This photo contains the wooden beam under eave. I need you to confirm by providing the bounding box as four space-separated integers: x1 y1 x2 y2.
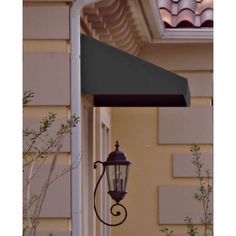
94 0 115 9
97 0 120 15
97 34 113 42
114 29 135 46
98 1 125 20
80 17 93 36
117 36 137 51
81 0 144 55
82 7 98 15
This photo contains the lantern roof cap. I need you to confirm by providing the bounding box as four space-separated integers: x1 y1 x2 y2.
105 141 131 165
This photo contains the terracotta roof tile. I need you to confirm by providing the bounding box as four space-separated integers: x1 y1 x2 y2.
157 0 213 28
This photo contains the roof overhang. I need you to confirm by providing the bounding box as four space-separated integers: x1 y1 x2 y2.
81 34 191 107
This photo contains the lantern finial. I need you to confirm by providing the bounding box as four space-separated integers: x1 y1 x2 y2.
115 141 119 150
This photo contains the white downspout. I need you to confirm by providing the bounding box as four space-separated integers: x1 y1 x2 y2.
70 1 82 235
70 1 101 236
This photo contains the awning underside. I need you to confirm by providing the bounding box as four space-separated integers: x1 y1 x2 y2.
81 34 190 107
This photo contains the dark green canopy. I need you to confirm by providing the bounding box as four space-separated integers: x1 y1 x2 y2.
81 34 190 107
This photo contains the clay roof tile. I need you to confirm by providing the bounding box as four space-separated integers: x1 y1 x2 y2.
157 0 213 28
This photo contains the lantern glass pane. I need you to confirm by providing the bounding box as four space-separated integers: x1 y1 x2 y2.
124 165 130 192
117 165 126 192
106 165 128 192
106 166 112 191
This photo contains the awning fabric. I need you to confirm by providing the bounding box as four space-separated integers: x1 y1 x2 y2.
81 34 190 107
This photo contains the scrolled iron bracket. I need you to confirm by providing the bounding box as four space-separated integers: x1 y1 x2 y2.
94 161 128 227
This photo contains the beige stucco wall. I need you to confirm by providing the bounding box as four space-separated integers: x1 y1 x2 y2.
111 43 213 236
23 0 72 234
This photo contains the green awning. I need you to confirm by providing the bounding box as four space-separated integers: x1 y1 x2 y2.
81 34 190 107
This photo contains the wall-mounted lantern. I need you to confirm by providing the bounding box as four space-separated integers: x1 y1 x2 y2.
94 141 131 226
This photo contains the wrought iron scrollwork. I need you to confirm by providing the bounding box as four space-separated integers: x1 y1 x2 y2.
94 161 128 227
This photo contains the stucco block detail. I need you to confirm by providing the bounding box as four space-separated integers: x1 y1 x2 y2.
24 165 71 217
175 234 205 236
172 153 213 177
178 72 213 97
159 105 213 144
23 6 69 39
139 44 213 71
159 186 213 224
23 53 70 105
23 118 70 152
36 231 71 236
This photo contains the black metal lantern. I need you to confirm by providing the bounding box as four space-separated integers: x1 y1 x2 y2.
94 141 131 226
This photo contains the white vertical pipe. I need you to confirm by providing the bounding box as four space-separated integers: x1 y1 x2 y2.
70 1 102 236
70 2 82 235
